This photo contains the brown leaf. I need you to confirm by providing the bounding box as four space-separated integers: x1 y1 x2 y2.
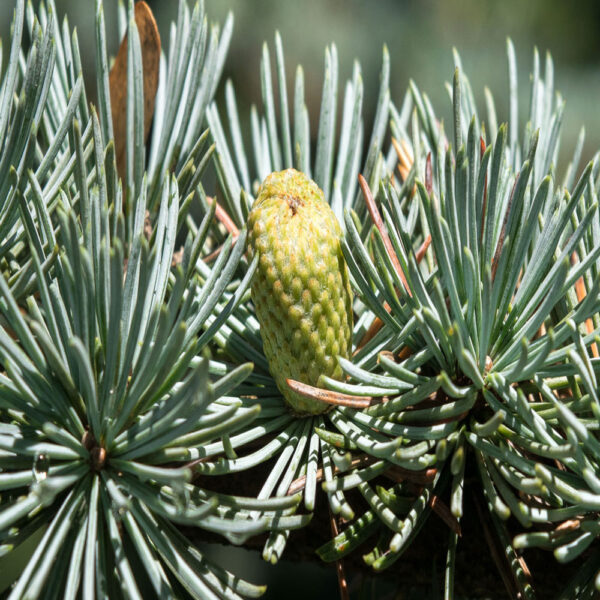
573 251 599 357
109 1 161 179
392 137 414 183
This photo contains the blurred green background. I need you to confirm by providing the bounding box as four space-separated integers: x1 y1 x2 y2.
3 0 600 167
1 0 600 597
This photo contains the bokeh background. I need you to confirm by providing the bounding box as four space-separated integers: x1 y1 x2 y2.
3 0 600 168
1 0 600 597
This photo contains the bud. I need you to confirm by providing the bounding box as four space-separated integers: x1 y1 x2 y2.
247 169 353 414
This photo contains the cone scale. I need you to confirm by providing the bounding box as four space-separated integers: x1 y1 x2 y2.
247 169 353 415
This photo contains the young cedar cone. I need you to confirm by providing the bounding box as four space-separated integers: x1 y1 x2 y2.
247 168 353 415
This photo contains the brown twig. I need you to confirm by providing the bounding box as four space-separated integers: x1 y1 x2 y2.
286 379 380 409
359 174 410 294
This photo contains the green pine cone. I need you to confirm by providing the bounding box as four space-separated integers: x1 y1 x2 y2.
247 168 353 415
